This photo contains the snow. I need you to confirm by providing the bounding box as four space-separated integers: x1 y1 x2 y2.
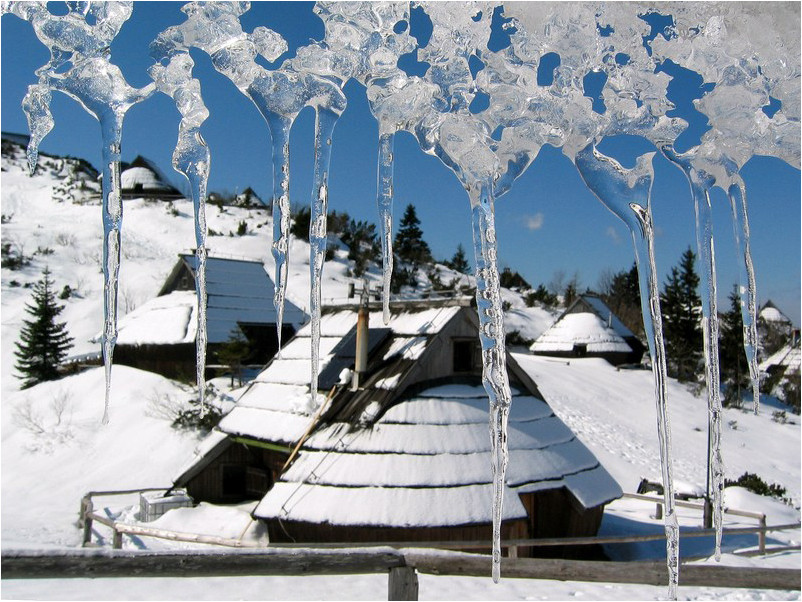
1 140 799 600
115 291 196 345
530 311 632 353
120 166 174 192
760 306 791 323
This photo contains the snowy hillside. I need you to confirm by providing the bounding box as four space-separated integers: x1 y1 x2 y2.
2 141 799 600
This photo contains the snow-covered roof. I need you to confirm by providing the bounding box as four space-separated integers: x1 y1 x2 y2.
117 291 197 346
253 384 621 526
579 295 635 339
121 166 176 193
760 343 801 376
116 255 307 346
530 312 632 354
759 302 792 324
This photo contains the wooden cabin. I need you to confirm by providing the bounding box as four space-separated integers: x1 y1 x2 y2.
530 295 644 365
174 299 622 555
113 254 307 381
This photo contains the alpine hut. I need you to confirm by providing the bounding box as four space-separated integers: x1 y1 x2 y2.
174 298 622 554
113 254 307 381
120 156 183 200
530 295 644 365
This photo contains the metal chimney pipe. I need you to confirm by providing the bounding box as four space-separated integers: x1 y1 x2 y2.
352 285 370 391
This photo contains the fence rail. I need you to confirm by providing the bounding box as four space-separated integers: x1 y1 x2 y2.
2 548 799 598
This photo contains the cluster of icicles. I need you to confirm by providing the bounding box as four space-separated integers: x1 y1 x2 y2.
3 1 799 596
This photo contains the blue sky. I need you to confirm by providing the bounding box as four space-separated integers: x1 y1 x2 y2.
2 2 799 324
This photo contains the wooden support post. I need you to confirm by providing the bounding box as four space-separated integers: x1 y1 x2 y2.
654 502 663 520
759 515 767 554
80 497 93 547
112 530 123 550
508 545 518 559
388 566 418 601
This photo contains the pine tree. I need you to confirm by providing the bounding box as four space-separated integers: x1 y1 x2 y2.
602 262 643 337
14 267 74 389
215 327 251 387
719 286 748 407
660 247 702 382
394 204 432 286
448 243 471 274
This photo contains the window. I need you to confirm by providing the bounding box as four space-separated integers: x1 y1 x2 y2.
453 339 475 373
221 464 247 498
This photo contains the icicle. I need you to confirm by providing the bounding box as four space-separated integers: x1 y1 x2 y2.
468 179 512 584
663 146 724 561
376 130 395 325
727 175 760 414
575 145 679 598
21 84 54 175
309 108 340 408
99 112 124 425
266 113 293 353
175 129 210 413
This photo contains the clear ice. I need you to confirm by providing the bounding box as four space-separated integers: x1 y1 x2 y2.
575 144 680 597
5 1 800 592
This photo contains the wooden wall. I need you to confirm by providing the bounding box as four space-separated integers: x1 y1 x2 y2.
184 442 289 504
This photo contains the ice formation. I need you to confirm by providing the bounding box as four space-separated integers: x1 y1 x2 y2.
4 1 800 594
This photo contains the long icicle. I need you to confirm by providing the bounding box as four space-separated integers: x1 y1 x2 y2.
267 114 294 353
631 205 681 599
727 175 760 414
574 145 679 598
99 111 125 425
309 107 340 409
377 130 395 325
469 179 512 584
691 172 725 561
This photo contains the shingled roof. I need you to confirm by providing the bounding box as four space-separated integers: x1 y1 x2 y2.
199 300 621 528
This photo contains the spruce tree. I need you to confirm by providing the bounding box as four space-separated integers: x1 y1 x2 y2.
448 243 471 274
660 247 702 382
602 262 643 337
719 286 748 407
14 267 74 389
393 204 432 286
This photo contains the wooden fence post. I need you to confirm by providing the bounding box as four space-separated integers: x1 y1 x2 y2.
112 530 123 550
388 566 418 601
80 496 93 547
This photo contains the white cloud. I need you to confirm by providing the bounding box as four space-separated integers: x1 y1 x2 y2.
605 226 622 244
525 213 544 231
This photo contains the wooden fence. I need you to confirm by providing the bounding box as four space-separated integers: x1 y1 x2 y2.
2 547 800 600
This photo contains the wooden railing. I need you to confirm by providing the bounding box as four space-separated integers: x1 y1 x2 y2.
2 547 800 599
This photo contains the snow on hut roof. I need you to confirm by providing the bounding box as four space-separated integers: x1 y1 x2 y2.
579 295 635 338
760 343 801 376
116 291 197 345
529 312 632 354
759 301 792 324
254 382 621 527
121 166 176 192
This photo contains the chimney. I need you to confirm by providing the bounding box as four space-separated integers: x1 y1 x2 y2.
608 312 613 329
352 284 370 391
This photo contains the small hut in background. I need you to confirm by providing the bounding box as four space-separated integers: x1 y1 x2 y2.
113 254 307 381
120 156 183 201
174 299 622 555
530 295 644 365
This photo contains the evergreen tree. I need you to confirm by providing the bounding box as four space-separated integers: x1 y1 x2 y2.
447 243 471 274
341 218 380 277
14 267 74 389
215 327 251 387
394 204 432 285
602 262 643 337
719 286 749 407
660 247 702 382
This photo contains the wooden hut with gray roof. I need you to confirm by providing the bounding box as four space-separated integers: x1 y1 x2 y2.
174 298 621 553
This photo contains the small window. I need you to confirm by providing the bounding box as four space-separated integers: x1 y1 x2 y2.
221 464 247 497
573 343 587 357
453 339 475 373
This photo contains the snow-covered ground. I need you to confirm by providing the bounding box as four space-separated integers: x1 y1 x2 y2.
2 143 799 600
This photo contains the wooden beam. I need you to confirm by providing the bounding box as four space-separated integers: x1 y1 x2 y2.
1 549 407 580
388 566 419 601
404 553 801 591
